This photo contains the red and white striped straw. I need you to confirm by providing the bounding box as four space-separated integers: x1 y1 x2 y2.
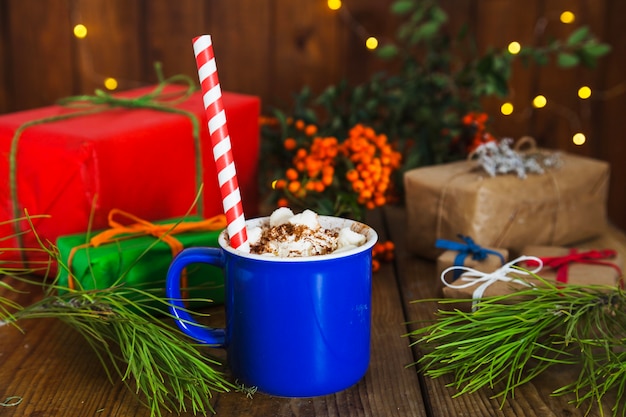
193 35 249 252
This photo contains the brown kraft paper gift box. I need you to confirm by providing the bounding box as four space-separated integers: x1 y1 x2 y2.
404 151 610 260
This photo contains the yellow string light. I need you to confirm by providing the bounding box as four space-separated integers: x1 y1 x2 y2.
578 86 592 99
560 11 576 24
507 42 521 55
73 24 88 39
532 95 547 108
327 0 342 11
365 37 378 50
572 132 586 145
500 102 514 115
104 77 118 91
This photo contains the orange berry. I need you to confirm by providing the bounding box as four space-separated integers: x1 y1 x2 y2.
296 148 307 159
284 138 297 151
384 241 395 251
366 201 376 210
295 119 305 130
287 181 301 193
363 126 375 139
314 181 326 193
286 168 299 181
322 174 333 186
352 180 365 193
372 259 380 272
374 195 386 206
326 147 338 158
351 124 365 137
277 198 289 207
305 124 318 136
346 169 359 182
274 179 287 190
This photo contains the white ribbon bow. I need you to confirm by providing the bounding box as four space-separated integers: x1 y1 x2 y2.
441 255 544 310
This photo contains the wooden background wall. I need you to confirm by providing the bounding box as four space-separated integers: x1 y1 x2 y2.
1 0 625 230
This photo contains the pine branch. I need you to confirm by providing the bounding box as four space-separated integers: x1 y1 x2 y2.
0 214 234 416
408 282 626 415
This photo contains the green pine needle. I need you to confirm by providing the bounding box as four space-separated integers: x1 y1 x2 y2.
408 279 626 416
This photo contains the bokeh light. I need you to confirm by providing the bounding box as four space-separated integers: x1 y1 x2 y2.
73 24 88 39
507 42 521 55
560 11 575 24
366 37 379 50
500 102 514 115
578 86 592 99
532 95 547 108
327 0 342 11
104 77 118 90
572 132 586 145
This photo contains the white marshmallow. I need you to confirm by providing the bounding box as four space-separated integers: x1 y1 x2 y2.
269 207 294 227
246 225 263 245
289 209 320 230
337 227 366 251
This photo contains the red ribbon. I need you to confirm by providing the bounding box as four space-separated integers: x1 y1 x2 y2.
526 249 622 284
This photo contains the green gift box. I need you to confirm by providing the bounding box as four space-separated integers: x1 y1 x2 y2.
56 211 226 313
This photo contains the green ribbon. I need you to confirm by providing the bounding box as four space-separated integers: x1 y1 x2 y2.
8 63 204 261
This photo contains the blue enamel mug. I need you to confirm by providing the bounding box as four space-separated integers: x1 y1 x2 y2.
165 215 378 397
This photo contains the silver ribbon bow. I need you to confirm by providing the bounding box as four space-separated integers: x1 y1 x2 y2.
473 138 559 179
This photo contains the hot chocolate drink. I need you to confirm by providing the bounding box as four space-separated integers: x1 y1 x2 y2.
246 208 367 257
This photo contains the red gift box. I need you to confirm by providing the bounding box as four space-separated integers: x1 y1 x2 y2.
0 84 260 270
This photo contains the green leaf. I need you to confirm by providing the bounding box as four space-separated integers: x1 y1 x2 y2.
430 6 448 24
376 44 400 60
567 26 590 46
557 52 580 68
408 21 441 44
583 42 612 57
391 0 415 15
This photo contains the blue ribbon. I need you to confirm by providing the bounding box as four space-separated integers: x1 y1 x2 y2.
435 235 505 280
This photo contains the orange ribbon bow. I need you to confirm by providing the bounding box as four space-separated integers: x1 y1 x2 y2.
67 209 227 291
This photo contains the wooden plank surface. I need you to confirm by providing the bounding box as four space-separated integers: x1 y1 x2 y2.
3 0 74 112
141 0 209 84
0 1 7 112
387 204 624 417
73 0 144 93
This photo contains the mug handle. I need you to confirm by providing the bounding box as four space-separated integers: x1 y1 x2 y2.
166 247 226 346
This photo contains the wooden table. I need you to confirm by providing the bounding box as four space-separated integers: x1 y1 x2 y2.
1 206 625 416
